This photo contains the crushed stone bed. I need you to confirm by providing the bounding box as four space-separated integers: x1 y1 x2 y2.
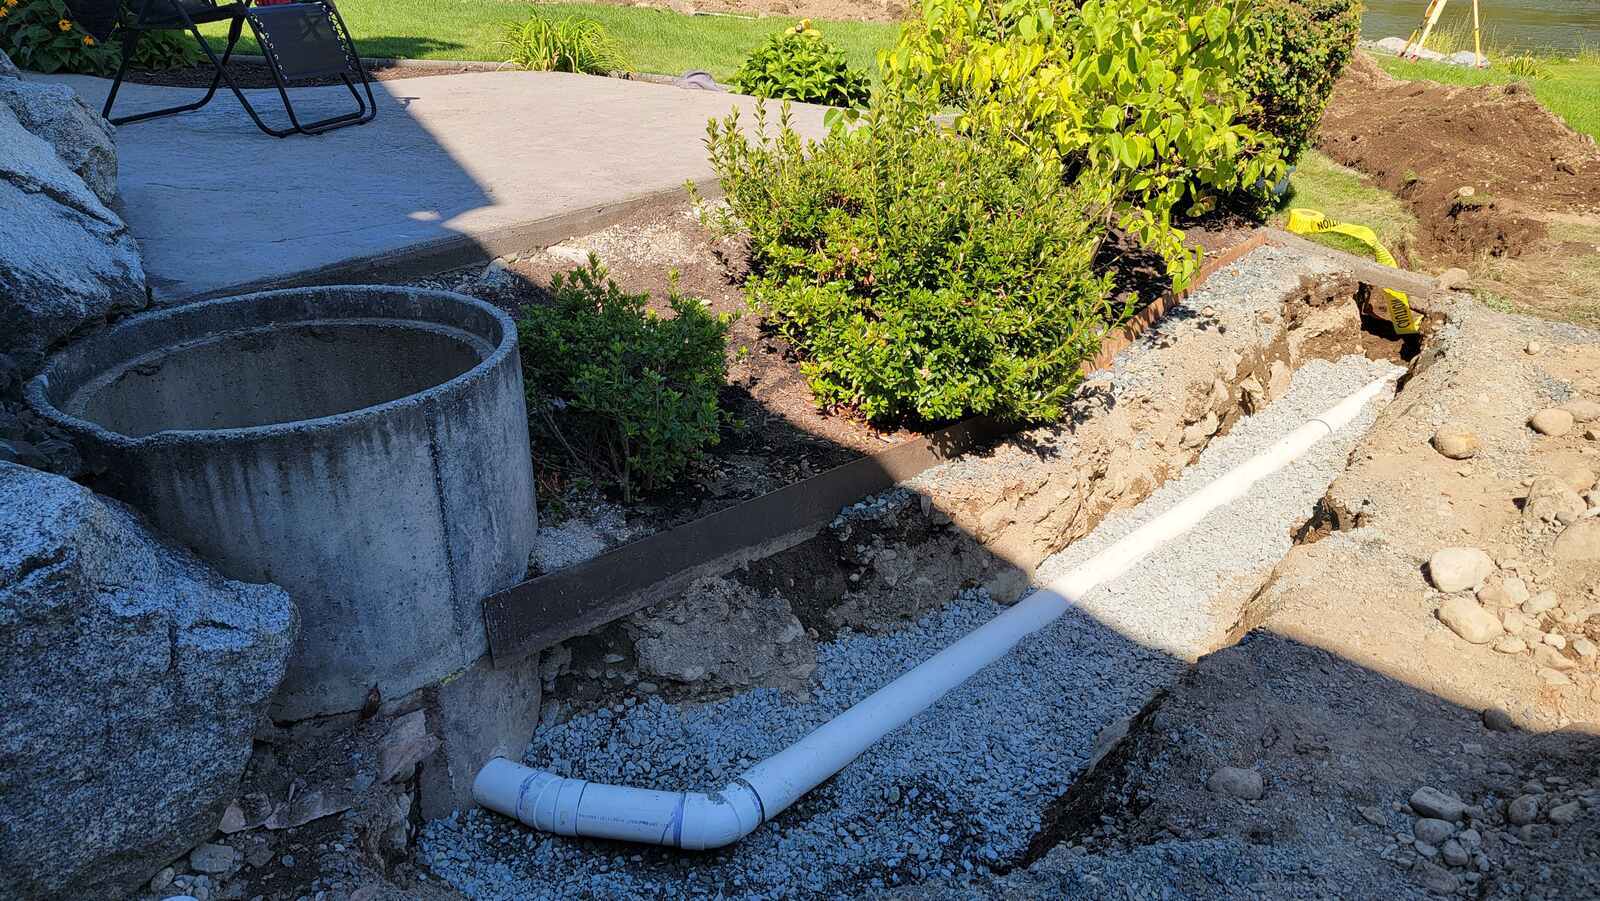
419 353 1401 901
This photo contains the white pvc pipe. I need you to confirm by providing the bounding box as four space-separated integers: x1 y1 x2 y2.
475 372 1399 849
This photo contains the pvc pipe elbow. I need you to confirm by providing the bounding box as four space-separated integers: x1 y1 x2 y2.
473 757 765 849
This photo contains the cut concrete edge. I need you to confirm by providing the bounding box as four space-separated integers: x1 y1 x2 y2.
481 230 1274 664
172 179 722 303
1263 227 1449 306
232 53 722 87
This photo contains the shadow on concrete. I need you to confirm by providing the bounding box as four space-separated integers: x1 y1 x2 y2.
31 67 830 301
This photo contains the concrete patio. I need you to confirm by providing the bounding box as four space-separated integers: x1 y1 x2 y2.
39 70 830 300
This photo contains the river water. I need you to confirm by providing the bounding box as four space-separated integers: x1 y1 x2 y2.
1362 0 1600 54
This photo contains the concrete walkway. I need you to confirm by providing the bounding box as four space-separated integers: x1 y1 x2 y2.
40 71 829 300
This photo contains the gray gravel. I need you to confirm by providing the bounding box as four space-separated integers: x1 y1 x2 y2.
1038 354 1403 660
419 353 1400 900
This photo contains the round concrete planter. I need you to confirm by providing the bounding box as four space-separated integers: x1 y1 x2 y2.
28 286 538 720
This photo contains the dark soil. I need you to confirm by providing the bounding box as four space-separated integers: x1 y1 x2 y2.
1317 53 1600 264
123 59 498 89
444 193 1257 537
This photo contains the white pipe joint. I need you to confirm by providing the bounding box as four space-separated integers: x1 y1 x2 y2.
474 758 765 849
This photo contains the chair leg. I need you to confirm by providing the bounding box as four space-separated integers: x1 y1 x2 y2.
100 29 141 122
246 2 378 138
103 21 246 126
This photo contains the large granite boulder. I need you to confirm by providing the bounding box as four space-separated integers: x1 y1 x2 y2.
0 463 298 900
0 76 119 205
0 99 145 373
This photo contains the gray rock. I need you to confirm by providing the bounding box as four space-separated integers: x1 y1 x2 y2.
1410 787 1467 822
1415 817 1456 845
1522 590 1561 616
1431 424 1479 459
0 464 296 900
1530 408 1575 436
1548 800 1581 825
188 842 239 875
149 867 175 892
1523 477 1586 526
1532 644 1575 671
1492 636 1527 654
0 78 117 205
1564 399 1600 423
1206 766 1264 801
1507 794 1540 825
1446 50 1487 67
626 576 816 693
0 48 17 79
1437 597 1501 644
1428 547 1494 592
1417 861 1458 894
1436 268 1472 292
1441 838 1470 867
1552 520 1600 562
0 101 146 373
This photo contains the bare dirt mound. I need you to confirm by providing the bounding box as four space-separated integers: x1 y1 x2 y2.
1317 54 1600 263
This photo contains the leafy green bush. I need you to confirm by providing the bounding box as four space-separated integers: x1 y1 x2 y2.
501 12 627 75
1239 0 1361 168
0 0 114 74
881 0 1286 288
1 0 199 74
129 25 198 71
733 21 870 107
517 257 729 501
704 101 1116 424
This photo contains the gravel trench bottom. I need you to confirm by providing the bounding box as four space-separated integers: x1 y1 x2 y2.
419 354 1402 900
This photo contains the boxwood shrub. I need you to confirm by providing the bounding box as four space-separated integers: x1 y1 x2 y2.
705 102 1117 425
517 258 729 501
1241 0 1362 166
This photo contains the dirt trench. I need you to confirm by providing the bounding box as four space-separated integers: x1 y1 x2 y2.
1002 286 1600 900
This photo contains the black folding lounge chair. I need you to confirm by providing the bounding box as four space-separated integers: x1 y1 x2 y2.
99 0 376 137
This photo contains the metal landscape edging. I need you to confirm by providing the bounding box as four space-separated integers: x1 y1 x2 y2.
482 230 1272 664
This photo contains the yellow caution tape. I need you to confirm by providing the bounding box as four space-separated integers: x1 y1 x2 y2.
1284 208 1420 335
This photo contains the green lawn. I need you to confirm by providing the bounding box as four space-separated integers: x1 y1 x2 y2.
1272 149 1420 261
202 1 900 82
1371 52 1600 143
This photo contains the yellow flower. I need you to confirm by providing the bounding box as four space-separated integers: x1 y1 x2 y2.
0 7 10 17
82 35 95 46
58 17 72 31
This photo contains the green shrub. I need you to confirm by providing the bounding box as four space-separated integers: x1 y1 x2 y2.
881 0 1285 289
1239 0 1361 168
501 12 627 75
517 257 729 501
733 21 870 107
129 25 198 71
1 0 200 74
704 101 1117 425
0 0 115 74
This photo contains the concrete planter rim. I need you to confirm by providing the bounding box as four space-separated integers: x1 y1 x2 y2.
26 284 520 450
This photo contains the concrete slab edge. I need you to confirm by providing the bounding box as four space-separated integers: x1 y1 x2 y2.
175 179 721 303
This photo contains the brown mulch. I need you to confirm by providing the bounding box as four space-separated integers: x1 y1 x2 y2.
1316 53 1600 263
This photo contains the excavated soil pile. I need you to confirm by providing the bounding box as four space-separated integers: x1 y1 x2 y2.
1317 54 1600 263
